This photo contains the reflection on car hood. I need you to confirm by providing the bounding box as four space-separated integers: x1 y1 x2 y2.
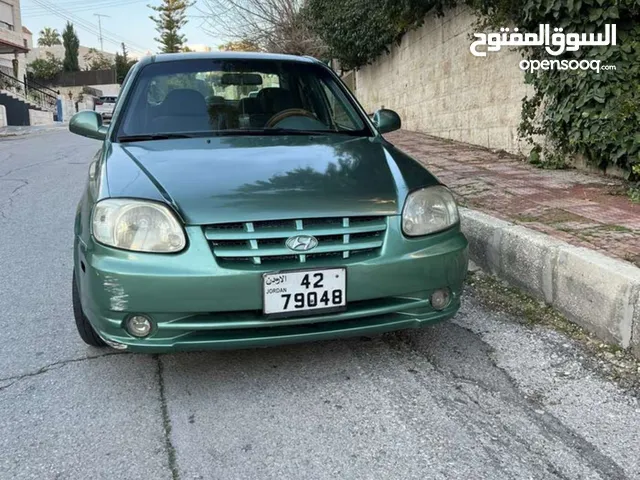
105 135 439 225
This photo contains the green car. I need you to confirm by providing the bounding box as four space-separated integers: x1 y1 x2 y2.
70 52 468 352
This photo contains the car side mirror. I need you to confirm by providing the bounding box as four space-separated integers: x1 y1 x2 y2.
372 109 401 134
69 110 108 141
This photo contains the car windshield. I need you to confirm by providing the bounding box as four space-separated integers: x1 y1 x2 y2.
116 58 370 139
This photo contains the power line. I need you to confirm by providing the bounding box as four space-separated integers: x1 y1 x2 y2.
29 0 151 54
22 0 145 10
22 0 148 15
28 0 149 52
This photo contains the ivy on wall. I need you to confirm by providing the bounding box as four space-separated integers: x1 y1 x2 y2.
305 0 640 179
304 0 451 71
494 0 640 176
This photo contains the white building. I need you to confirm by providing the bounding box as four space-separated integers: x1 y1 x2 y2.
0 0 29 80
26 45 117 71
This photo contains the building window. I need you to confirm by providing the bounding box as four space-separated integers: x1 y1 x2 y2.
23 39 27 48
0 1 14 31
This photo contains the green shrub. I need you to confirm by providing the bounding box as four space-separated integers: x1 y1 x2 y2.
306 0 640 175
27 52 63 82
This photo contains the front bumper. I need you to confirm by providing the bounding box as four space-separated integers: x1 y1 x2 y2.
76 218 468 352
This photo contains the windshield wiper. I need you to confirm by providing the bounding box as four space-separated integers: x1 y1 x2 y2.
117 133 196 142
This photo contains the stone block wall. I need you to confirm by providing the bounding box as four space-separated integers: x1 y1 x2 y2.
354 6 534 154
60 99 76 122
28 109 54 126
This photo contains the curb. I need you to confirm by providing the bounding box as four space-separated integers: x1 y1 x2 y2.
459 208 640 356
0 123 68 138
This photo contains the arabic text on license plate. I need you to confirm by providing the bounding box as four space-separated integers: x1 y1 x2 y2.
263 268 346 316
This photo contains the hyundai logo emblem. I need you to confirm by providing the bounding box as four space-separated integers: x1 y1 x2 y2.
285 235 319 252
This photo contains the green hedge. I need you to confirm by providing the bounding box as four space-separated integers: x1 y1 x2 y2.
305 0 640 177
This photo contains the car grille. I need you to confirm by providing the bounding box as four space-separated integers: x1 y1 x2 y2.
203 216 388 266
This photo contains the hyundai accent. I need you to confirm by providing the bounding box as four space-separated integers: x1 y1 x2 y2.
70 52 468 351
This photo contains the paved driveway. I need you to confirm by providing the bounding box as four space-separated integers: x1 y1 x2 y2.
1 130 638 480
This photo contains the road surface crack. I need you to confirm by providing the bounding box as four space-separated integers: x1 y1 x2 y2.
156 355 180 480
0 177 30 221
0 351 128 393
385 325 630 480
10 179 29 195
0 159 58 180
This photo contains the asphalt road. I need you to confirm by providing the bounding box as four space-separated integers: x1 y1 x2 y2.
1 130 639 480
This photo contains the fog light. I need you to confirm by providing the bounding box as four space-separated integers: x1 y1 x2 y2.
431 289 451 311
126 315 153 338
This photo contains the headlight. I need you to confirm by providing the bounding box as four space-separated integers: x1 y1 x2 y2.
402 186 459 236
92 199 186 253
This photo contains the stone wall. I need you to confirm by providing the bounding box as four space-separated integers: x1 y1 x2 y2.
91 84 121 96
61 99 77 122
28 109 54 126
77 100 94 112
56 85 120 102
0 104 6 127
59 86 97 102
354 6 533 154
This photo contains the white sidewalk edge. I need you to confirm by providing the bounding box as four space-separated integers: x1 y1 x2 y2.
460 208 640 356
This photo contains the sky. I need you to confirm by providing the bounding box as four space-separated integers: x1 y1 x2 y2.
20 0 223 58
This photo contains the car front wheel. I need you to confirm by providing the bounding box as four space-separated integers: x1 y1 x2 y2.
72 269 107 348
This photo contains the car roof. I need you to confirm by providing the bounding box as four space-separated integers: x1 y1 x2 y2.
139 51 325 66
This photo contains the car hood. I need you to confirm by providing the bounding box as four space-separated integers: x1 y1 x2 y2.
105 135 439 225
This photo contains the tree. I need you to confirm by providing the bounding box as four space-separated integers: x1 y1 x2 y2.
115 43 137 83
218 39 260 52
28 52 63 82
305 0 431 71
201 0 326 58
121 42 129 64
149 0 194 53
38 27 62 47
84 48 115 71
62 22 80 72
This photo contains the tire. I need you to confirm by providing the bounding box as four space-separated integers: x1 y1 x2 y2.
72 269 107 347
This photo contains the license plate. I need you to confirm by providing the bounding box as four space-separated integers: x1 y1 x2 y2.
263 268 346 316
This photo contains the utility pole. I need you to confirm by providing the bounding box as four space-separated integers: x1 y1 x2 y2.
93 14 110 51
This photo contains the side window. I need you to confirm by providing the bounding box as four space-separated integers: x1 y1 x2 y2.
146 74 213 105
321 82 356 129
230 73 280 100
260 74 280 89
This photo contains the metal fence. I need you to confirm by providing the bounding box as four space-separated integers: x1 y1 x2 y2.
0 70 57 112
33 69 117 88
55 69 117 87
